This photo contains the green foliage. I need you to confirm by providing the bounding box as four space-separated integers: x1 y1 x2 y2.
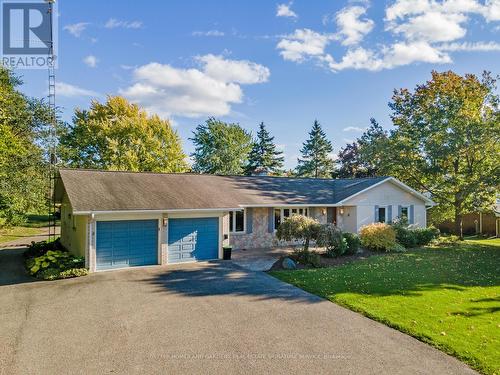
291 249 321 268
23 237 64 259
388 242 407 253
296 120 334 178
0 67 50 226
343 232 361 255
190 117 253 175
359 223 397 252
245 122 284 175
334 118 388 178
380 71 500 237
59 96 188 172
26 250 84 277
317 224 347 257
392 221 440 248
275 214 321 251
413 227 440 246
38 267 88 280
271 238 500 374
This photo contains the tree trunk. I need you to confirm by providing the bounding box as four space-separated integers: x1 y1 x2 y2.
454 208 463 240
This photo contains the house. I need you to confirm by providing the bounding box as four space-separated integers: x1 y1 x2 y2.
55 168 435 272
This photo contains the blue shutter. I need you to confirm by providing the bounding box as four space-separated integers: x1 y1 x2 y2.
398 205 402 219
268 208 274 233
409 205 415 224
388 205 393 223
374 205 379 222
246 208 253 234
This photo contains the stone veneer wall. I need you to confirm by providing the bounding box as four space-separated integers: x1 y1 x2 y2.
229 207 328 250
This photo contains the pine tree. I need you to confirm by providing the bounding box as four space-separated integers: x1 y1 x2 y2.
296 120 334 178
245 122 284 175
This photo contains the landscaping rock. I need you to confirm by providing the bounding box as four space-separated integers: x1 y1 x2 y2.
282 257 297 270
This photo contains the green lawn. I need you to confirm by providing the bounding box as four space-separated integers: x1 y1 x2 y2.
0 226 44 244
270 238 500 375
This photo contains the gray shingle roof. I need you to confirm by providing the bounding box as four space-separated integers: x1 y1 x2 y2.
56 168 389 213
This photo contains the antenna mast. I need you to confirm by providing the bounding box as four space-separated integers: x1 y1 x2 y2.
47 0 57 241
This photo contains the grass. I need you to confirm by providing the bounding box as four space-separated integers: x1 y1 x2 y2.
0 214 58 245
270 238 500 375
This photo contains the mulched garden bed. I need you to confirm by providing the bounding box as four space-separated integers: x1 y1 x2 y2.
269 248 389 271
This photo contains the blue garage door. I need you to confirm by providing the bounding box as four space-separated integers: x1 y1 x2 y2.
168 218 219 263
96 220 158 270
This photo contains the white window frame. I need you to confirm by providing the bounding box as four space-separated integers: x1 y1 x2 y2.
229 209 246 234
377 206 388 223
274 206 309 231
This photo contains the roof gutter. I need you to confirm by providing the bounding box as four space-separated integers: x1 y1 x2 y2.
72 208 242 215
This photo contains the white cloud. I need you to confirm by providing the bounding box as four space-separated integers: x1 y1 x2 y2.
83 55 98 68
192 30 225 37
277 3 298 18
336 6 375 45
277 29 333 62
105 18 142 29
343 126 366 132
120 55 270 118
63 22 89 37
56 82 99 98
439 41 500 51
197 54 270 84
390 11 467 42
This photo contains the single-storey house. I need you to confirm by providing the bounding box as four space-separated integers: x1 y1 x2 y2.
55 168 435 272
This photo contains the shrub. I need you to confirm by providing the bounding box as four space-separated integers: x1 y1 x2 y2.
359 223 397 252
413 227 440 246
38 267 88 281
343 232 360 255
291 249 321 268
317 224 347 257
388 243 407 253
392 223 418 248
23 238 65 259
435 234 461 246
26 250 85 276
276 215 321 252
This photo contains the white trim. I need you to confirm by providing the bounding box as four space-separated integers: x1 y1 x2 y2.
337 177 435 206
239 204 339 208
73 208 241 215
229 209 246 234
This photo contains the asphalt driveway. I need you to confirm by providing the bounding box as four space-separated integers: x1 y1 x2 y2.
0 250 475 375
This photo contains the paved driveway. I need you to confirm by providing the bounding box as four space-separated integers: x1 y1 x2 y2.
0 250 475 375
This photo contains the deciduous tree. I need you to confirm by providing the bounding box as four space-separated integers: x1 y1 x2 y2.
190 118 252 175
59 96 188 172
381 71 500 237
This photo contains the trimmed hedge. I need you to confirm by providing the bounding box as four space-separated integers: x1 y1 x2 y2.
343 232 360 255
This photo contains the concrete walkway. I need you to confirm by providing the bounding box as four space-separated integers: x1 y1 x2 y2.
0 256 476 374
231 247 294 271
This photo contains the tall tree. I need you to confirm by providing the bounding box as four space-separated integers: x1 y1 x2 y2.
245 122 284 175
335 118 388 178
59 96 188 172
296 120 334 178
0 68 50 226
381 71 500 237
190 118 252 175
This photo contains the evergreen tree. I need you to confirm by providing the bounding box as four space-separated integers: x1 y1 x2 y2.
296 120 334 178
245 122 284 175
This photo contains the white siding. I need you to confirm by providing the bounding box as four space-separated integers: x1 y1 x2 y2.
341 180 428 232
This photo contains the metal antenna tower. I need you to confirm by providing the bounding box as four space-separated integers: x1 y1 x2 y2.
47 0 57 241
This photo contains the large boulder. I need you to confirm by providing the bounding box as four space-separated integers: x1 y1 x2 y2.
282 257 297 270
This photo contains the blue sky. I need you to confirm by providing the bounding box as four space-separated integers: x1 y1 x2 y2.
18 0 500 169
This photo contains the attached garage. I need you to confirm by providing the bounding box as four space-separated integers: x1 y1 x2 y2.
96 219 159 270
168 217 219 263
